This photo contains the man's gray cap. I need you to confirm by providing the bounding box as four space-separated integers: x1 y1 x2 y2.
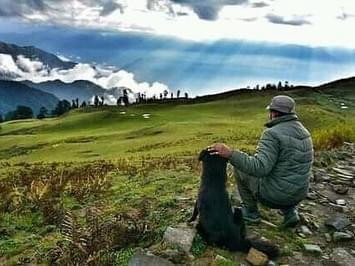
266 95 296 114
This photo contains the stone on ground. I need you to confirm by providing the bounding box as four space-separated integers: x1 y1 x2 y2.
303 244 322 255
163 223 196 253
128 250 174 266
246 248 268 266
325 216 351 230
214 254 228 264
300 225 312 236
333 231 354 242
329 248 355 266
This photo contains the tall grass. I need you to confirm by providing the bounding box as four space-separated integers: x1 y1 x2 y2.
312 124 355 150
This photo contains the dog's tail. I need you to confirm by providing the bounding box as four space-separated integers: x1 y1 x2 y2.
247 238 280 259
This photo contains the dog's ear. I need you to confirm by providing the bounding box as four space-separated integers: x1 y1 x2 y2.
198 149 210 161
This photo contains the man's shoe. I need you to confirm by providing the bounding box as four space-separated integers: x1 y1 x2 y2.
241 206 261 224
281 209 300 228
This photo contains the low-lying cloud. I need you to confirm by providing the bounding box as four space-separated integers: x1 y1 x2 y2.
266 14 311 26
0 53 170 102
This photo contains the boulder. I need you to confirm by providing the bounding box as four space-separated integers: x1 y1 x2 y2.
163 224 196 253
246 248 268 266
325 216 351 230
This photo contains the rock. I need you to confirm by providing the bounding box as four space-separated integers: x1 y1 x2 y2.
325 216 351 230
329 203 347 212
303 244 322 255
336 199 346 206
325 233 332 242
128 250 174 266
214 254 228 264
175 196 190 201
163 224 196 253
330 248 355 266
246 248 268 266
333 231 354 242
333 167 353 176
298 233 306 238
332 185 349 195
267 261 276 266
300 225 312 236
306 192 318 200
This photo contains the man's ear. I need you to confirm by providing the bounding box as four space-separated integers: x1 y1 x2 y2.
198 149 209 161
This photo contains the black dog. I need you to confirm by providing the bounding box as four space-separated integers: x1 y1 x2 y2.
188 150 279 258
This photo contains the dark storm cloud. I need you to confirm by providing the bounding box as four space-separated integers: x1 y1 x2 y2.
251 2 269 8
170 0 248 20
0 0 124 18
266 14 311 26
0 0 47 17
100 1 124 16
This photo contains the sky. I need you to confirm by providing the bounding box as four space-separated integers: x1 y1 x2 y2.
1 0 355 96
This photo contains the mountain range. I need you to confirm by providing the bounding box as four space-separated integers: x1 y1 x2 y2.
22 80 107 102
0 80 59 116
0 41 135 115
0 41 76 70
0 40 354 118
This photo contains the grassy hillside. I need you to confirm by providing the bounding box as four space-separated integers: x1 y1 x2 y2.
0 87 354 163
0 85 355 265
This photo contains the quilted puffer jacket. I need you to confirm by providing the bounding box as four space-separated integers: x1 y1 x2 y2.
229 114 314 207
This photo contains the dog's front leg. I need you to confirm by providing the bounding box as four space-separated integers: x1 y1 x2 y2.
187 200 199 223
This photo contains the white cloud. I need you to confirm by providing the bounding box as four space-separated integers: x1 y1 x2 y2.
0 53 170 102
0 54 21 76
2 0 355 48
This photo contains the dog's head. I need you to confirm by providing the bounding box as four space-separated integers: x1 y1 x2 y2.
198 149 228 166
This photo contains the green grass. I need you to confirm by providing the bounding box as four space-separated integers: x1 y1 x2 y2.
0 86 355 264
1 88 354 163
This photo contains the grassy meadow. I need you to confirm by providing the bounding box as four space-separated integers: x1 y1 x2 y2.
0 85 355 265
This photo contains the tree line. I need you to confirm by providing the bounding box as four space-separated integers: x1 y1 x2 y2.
0 81 293 123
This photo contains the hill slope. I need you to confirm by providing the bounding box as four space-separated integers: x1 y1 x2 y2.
0 85 354 162
0 80 59 116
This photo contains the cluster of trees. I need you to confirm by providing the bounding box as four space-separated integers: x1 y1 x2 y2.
3 105 34 121
0 98 87 123
135 89 189 104
0 89 192 123
249 81 293 91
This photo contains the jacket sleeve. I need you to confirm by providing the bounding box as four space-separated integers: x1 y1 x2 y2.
229 129 279 178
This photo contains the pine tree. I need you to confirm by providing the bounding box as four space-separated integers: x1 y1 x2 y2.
37 106 48 119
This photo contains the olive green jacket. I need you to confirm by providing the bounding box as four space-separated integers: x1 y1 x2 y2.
229 114 313 206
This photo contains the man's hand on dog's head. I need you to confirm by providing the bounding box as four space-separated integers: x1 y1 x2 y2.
208 143 233 159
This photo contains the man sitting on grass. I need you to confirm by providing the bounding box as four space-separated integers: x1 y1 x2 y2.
209 95 313 228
